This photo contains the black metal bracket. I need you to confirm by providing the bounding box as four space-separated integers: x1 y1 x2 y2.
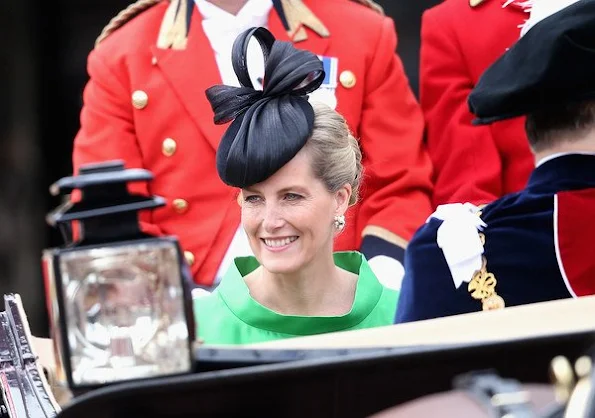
0 294 60 417
46 160 165 246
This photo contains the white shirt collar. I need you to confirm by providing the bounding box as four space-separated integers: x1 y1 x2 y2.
194 0 273 87
195 0 272 27
536 151 595 168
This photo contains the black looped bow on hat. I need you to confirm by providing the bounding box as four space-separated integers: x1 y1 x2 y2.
205 27 325 188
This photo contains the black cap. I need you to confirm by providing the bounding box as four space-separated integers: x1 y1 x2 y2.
468 0 595 125
205 27 325 188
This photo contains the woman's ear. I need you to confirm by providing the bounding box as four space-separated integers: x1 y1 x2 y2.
334 183 352 216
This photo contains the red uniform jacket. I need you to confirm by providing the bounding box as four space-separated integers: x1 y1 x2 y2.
420 0 535 207
73 0 433 285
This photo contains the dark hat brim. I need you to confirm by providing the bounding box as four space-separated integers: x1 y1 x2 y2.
468 0 595 125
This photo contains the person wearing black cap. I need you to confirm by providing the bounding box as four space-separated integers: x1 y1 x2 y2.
395 0 595 324
193 27 399 345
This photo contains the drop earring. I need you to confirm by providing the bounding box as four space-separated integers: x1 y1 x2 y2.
333 215 346 231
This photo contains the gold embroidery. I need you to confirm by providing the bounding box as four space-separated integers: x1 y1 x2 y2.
468 259 496 299
281 0 330 42
468 235 505 311
157 0 189 50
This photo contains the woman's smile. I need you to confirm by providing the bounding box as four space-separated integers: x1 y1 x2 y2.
261 236 299 252
241 148 350 275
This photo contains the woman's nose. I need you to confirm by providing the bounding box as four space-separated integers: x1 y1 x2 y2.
262 204 285 232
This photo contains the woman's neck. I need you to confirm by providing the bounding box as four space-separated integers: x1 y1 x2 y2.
205 0 249 15
245 252 358 316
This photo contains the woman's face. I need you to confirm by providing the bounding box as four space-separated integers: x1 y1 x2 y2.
240 148 350 275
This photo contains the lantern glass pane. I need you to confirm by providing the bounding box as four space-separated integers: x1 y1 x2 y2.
59 242 190 385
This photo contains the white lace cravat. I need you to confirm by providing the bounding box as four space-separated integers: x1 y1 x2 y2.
430 203 487 289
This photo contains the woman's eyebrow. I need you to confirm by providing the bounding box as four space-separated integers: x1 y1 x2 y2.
278 185 309 193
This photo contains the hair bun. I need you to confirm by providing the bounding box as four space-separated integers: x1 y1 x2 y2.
205 27 325 188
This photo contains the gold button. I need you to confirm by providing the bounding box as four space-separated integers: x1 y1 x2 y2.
184 251 195 266
162 138 177 157
173 198 189 213
132 90 148 109
339 71 356 89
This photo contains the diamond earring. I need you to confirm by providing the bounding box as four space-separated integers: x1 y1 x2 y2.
334 215 346 231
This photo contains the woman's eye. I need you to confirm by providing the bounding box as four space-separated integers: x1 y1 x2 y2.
244 195 261 203
284 193 302 201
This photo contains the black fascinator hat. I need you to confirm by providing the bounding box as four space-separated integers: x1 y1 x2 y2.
206 27 325 188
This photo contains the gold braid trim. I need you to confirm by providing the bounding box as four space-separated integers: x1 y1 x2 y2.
93 0 383 48
95 0 165 47
362 225 408 249
351 0 384 15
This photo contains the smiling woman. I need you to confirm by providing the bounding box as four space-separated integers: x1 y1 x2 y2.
192 27 399 345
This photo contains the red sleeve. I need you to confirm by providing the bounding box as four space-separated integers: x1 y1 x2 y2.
420 9 503 207
72 48 162 237
358 16 433 246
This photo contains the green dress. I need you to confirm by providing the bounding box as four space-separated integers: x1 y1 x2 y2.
193 251 399 345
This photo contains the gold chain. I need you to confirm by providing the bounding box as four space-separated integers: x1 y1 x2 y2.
467 233 506 310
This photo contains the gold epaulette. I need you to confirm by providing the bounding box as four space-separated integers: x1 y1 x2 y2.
351 0 384 15
95 0 164 47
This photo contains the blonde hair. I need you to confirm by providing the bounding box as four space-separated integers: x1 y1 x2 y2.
305 102 363 205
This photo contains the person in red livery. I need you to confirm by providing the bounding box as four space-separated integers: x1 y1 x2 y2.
420 0 535 207
72 0 433 287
